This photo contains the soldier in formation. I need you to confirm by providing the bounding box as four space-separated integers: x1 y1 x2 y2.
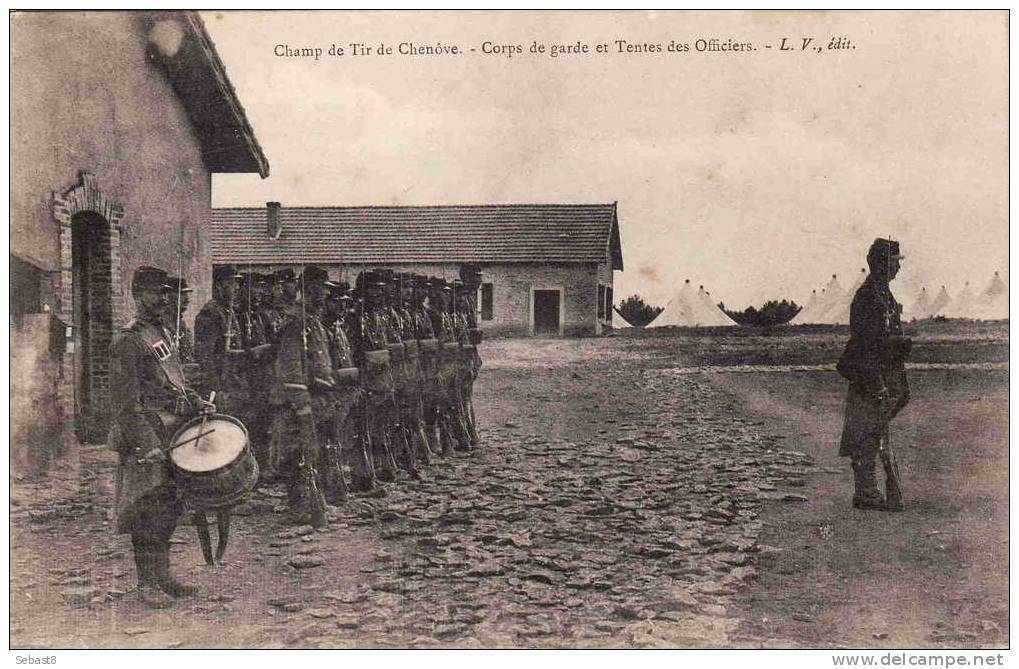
126 263 486 539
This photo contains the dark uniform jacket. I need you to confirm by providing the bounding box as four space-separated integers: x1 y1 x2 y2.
109 316 193 533
194 299 243 395
413 306 436 340
837 277 911 456
271 307 334 407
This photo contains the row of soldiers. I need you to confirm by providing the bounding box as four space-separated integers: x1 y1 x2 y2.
179 263 484 523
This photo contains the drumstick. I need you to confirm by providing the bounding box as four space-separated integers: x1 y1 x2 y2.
192 391 217 452
168 429 216 451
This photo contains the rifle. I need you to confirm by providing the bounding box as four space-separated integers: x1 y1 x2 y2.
297 269 328 528
174 240 184 349
869 388 905 511
359 274 375 488
877 423 904 511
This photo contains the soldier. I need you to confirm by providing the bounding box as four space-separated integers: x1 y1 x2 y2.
263 267 300 483
458 264 484 447
410 275 442 458
238 272 275 475
164 276 195 365
109 266 211 608
377 270 418 477
353 270 402 481
428 278 471 453
262 270 290 343
268 266 334 524
449 279 475 452
194 265 244 414
321 281 370 496
391 272 432 468
837 238 911 511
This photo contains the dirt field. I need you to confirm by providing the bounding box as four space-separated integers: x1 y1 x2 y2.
9 325 1008 649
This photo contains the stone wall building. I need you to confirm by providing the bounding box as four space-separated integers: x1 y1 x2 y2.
211 203 624 337
10 11 267 470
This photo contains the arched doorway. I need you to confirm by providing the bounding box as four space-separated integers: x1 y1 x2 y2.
70 211 114 442
52 172 127 446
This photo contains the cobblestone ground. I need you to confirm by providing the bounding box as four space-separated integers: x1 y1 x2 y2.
324 369 816 648
14 335 1004 649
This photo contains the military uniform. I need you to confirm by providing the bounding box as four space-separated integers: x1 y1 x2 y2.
411 277 443 456
109 266 202 607
837 239 911 510
165 276 195 370
194 266 245 414
353 271 402 479
380 282 417 477
456 266 484 447
267 267 336 521
429 281 471 453
321 285 366 497
238 273 275 473
450 291 477 451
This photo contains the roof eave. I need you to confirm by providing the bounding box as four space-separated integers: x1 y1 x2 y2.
185 12 269 177
608 202 624 271
146 11 269 178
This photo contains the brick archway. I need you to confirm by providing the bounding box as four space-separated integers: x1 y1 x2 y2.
52 172 127 442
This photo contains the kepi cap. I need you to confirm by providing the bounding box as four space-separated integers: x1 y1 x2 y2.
213 265 242 283
166 276 194 293
132 266 171 295
866 238 905 268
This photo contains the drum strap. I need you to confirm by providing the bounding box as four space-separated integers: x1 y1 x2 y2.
135 322 188 397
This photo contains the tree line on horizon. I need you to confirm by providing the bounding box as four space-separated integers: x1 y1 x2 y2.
616 295 802 327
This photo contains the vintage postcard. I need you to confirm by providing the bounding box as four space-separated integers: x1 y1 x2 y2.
8 9 1008 657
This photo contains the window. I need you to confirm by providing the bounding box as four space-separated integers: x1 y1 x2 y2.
597 285 606 319
481 282 494 321
606 287 613 320
11 254 44 318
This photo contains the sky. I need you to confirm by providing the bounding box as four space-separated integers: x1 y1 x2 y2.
205 10 1008 309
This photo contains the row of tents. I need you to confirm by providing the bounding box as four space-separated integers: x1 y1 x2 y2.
790 270 1008 324
613 271 1008 328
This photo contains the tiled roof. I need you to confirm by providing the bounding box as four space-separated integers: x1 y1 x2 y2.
211 204 623 269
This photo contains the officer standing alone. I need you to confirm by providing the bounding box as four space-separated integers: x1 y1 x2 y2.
837 238 912 511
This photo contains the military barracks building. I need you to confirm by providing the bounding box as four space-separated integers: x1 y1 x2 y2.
211 203 624 338
10 11 268 470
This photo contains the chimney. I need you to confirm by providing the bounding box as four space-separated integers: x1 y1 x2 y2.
267 202 282 239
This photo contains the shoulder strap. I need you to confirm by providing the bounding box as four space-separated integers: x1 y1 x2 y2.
134 321 188 395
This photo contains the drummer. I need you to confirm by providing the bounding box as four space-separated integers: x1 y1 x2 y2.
109 266 211 608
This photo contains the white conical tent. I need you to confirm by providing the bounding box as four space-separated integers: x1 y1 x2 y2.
649 280 734 327
612 307 636 328
928 286 952 317
942 282 975 318
696 285 738 326
818 268 866 325
905 286 932 321
792 275 844 324
971 272 1008 320
789 289 819 325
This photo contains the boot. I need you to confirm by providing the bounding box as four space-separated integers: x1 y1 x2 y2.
438 414 456 456
133 545 174 608
410 418 432 466
424 421 443 457
154 545 198 598
452 408 472 452
466 399 480 448
852 457 885 510
349 473 377 493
